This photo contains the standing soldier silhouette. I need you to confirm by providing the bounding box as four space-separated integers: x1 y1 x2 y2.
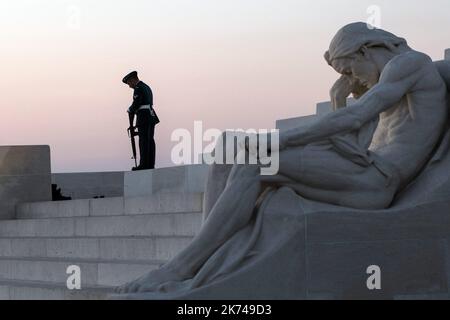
123 71 160 171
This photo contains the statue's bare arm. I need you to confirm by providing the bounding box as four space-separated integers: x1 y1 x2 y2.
282 52 430 148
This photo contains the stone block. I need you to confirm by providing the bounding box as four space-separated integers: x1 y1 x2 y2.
9 285 65 300
316 101 333 115
4 259 96 285
73 214 202 237
276 99 358 132
186 165 209 193
306 200 450 243
124 165 208 197
0 213 201 238
0 285 9 299
98 236 193 261
124 193 203 215
45 238 100 260
0 145 50 176
124 170 152 197
0 217 76 237
307 239 448 299
151 166 187 193
0 174 51 220
89 197 124 216
0 145 51 220
445 49 450 61
0 238 12 257
15 193 203 219
0 236 193 262
16 199 90 219
1 282 110 300
0 258 160 287
9 238 46 257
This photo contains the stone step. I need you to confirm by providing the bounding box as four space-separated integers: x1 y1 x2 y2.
0 213 202 238
0 236 193 262
124 165 208 198
0 279 112 300
16 193 203 219
50 164 209 201
0 257 162 287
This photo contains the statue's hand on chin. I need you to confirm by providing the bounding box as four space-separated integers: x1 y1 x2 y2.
330 75 353 109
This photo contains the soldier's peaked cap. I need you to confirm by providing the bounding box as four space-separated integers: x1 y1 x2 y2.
122 71 138 84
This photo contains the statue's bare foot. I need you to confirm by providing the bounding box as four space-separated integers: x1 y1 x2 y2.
115 265 191 294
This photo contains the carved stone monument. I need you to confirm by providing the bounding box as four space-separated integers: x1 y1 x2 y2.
114 23 450 299
0 146 51 220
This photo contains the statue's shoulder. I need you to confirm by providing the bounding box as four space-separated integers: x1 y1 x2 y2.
389 51 432 69
382 51 433 82
390 50 433 64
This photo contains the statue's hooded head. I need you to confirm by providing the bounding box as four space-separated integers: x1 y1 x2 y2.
325 22 411 88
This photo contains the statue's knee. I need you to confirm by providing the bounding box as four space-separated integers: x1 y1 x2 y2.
361 185 396 209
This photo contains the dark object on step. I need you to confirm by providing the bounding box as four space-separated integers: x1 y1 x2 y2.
93 196 105 199
52 184 72 201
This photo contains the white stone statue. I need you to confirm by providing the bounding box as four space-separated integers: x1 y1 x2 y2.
115 22 450 297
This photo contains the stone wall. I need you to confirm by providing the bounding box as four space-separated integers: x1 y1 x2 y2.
0 146 51 219
52 171 124 199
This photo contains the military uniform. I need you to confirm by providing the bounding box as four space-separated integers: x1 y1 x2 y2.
126 76 159 170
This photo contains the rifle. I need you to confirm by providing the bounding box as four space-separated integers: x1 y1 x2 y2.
127 112 138 168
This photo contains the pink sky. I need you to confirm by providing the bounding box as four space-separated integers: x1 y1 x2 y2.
1 0 449 172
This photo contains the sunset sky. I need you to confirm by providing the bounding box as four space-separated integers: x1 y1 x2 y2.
1 0 449 172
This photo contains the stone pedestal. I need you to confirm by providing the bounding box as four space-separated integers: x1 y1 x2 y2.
0 146 51 220
124 164 208 197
